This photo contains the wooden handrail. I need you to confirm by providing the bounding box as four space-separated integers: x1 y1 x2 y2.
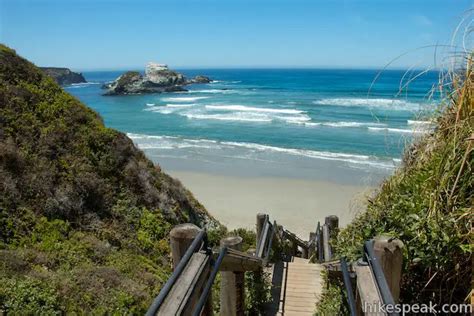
147 214 344 315
341 258 357 316
146 229 207 316
192 247 228 316
283 229 308 249
219 248 263 272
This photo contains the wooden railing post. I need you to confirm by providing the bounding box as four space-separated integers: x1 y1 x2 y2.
170 223 201 269
301 245 308 258
322 224 331 261
373 236 404 303
325 215 339 236
256 213 266 241
220 236 245 316
168 223 213 315
308 232 316 258
322 216 339 262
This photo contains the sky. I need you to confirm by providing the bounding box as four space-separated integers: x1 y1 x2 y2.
0 0 472 70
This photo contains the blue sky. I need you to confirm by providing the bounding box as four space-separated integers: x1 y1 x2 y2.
0 0 471 70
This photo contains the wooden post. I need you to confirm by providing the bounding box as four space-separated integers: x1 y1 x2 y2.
355 262 385 316
301 246 308 259
373 236 404 302
322 216 338 262
169 223 213 315
169 223 201 269
220 236 245 316
325 215 339 235
256 213 266 241
308 232 316 258
322 224 331 261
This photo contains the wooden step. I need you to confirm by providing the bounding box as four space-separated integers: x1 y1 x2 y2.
267 261 325 316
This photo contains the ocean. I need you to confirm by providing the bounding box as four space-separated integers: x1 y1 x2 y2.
66 69 440 186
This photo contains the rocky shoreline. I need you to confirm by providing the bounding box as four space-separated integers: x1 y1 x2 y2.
40 67 87 85
102 62 211 95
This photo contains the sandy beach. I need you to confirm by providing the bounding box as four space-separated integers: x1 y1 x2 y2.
168 170 374 237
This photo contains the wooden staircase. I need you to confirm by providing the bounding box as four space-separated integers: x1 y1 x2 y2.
146 214 334 316
266 257 324 316
147 214 404 316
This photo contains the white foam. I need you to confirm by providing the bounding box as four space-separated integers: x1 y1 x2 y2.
407 119 433 126
127 133 399 170
66 83 99 89
205 105 304 114
277 116 311 123
368 127 428 135
166 103 197 108
303 122 322 127
127 133 175 140
210 80 241 84
219 141 396 169
144 103 310 125
184 113 272 122
69 82 100 86
313 98 423 110
299 121 387 128
192 89 239 94
146 103 155 106
321 121 387 128
184 108 311 125
162 96 209 102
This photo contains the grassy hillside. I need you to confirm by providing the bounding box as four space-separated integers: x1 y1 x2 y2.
318 60 473 313
0 44 218 314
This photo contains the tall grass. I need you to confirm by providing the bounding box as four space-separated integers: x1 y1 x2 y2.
333 54 472 306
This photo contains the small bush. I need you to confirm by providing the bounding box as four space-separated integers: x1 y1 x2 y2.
0 278 62 315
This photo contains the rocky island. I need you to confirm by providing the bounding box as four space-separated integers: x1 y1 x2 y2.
40 67 87 85
102 62 211 95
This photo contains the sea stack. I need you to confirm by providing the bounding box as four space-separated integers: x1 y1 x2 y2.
103 62 211 95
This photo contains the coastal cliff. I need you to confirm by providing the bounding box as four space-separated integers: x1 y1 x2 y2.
103 62 211 95
40 67 87 85
0 45 218 314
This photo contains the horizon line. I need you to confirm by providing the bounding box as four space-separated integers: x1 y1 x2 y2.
70 65 444 72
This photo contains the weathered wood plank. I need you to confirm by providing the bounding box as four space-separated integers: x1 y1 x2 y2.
219 248 263 272
276 260 324 316
355 264 386 316
322 224 331 262
157 252 210 316
373 236 404 303
220 236 245 316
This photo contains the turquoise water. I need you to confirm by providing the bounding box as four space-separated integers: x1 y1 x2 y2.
66 69 439 185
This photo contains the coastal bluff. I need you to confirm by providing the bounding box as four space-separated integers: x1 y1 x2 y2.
40 67 86 85
102 62 211 95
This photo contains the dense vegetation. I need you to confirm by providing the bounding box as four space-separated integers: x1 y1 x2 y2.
317 59 473 313
0 44 219 314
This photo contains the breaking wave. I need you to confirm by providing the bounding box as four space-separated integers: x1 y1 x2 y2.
127 133 399 170
368 127 429 135
162 96 209 102
312 98 425 111
205 104 304 114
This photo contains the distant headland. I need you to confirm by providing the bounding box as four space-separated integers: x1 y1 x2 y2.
40 67 87 85
102 62 211 95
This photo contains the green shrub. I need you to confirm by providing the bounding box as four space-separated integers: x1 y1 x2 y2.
0 44 216 314
327 60 473 307
0 278 62 315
